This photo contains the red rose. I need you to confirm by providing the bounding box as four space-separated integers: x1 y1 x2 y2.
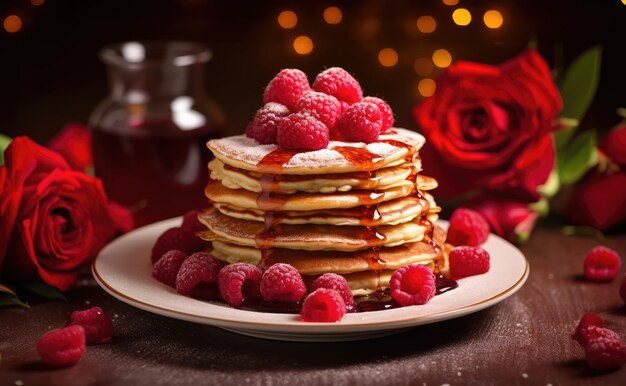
466 197 540 243
601 124 626 166
413 49 561 201
0 137 115 291
47 122 93 172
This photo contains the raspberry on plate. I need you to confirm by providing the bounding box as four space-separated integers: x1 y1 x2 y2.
37 325 86 367
447 208 490 246
312 273 356 312
362 96 394 132
151 226 204 264
246 102 290 144
276 113 330 150
260 263 307 302
300 288 347 322
335 102 382 143
67 307 115 345
176 252 223 300
583 246 621 282
263 69 310 110
218 263 263 307
295 91 342 130
585 337 626 371
153 250 188 288
312 67 363 104
448 246 491 280
389 264 436 306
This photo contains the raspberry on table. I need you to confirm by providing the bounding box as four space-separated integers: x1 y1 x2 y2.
571 312 604 347
263 69 310 110
218 263 263 307
295 91 342 130
448 246 491 280
67 307 115 344
312 273 356 312
585 337 626 371
37 325 86 367
583 246 621 282
246 102 290 144
151 226 204 264
300 288 347 322
260 263 307 302
176 252 224 300
362 96 394 132
153 250 188 288
276 113 330 150
389 264 436 306
181 209 205 233
312 67 363 104
447 208 490 246
335 102 382 143
575 325 623 348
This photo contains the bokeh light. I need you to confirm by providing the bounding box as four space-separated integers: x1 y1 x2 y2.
323 7 342 24
3 15 22 33
483 10 503 29
442 0 459 5
378 48 398 67
277 10 297 29
414 58 434 76
293 36 313 55
432 49 452 68
452 8 472 26
416 16 437 33
418 79 436 97
30 0 45 5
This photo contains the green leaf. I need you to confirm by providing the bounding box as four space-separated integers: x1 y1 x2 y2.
537 167 560 199
557 130 598 184
19 281 67 301
0 133 11 165
562 225 605 240
0 282 16 295
0 292 30 309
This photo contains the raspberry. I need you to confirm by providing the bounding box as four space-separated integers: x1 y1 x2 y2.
312 67 363 104
153 250 188 287
176 252 223 300
335 102 382 143
263 69 310 110
447 208 490 246
389 264 436 306
67 307 114 344
585 338 626 371
181 209 205 233
37 325 86 367
151 226 204 264
571 313 605 346
575 325 622 348
312 273 356 312
260 263 307 302
276 113 330 150
583 246 621 282
246 102 290 144
295 91 342 129
362 96 394 132
300 288 347 322
449 246 491 280
217 263 263 307
621 273 626 304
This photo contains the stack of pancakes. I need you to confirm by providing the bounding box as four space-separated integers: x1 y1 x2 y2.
199 128 446 296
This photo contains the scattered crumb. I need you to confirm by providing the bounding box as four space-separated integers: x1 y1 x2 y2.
521 373 528 379
113 314 119 318
516 323 522 327
85 300 91 305
548 273 554 280
15 381 24 386
441 384 451 386
457 372 462 376
546 384 553 386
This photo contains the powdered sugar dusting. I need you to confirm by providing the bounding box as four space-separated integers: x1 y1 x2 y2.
263 102 289 116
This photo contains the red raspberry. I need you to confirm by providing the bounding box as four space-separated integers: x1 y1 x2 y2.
276 113 330 150
217 263 263 307
181 209 205 233
585 337 626 371
362 96 394 132
263 69 310 110
312 67 363 104
447 208 490 246
312 273 356 312
37 325 86 367
571 313 605 346
260 263 307 302
576 325 623 348
335 102 382 143
67 307 114 344
246 102 290 144
300 288 347 322
151 227 204 264
153 250 188 287
620 273 626 304
176 252 223 300
584 246 621 282
449 246 491 280
295 91 342 129
389 264 436 306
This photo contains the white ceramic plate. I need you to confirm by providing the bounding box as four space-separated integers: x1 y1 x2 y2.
93 218 529 342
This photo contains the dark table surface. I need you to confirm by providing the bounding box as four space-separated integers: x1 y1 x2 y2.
1 226 625 386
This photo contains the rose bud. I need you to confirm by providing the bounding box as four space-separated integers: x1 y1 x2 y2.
601 124 626 166
467 197 540 243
